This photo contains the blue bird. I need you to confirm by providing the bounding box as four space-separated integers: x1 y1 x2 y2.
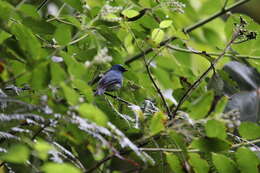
95 64 127 96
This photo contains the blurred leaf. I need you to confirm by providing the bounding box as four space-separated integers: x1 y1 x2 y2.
212 153 238 173
61 82 80 106
149 112 167 135
77 103 108 126
54 24 72 46
11 23 42 60
159 20 173 28
61 52 90 80
238 122 260 140
151 28 164 44
0 30 11 44
50 63 67 85
19 4 40 19
205 119 227 140
0 1 14 20
191 137 230 152
169 130 187 151
31 63 49 89
165 153 185 173
72 79 94 103
122 9 139 18
189 91 214 119
235 147 260 173
0 144 29 163
63 0 83 12
213 96 228 115
188 153 209 173
34 140 53 160
41 163 81 173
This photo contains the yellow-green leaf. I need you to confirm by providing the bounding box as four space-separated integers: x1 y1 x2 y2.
77 104 108 126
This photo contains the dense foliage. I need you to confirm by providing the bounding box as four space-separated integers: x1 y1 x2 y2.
0 0 260 172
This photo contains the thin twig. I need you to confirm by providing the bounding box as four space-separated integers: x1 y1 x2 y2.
124 0 250 65
143 57 172 119
104 93 132 105
171 28 240 117
167 45 260 60
140 148 199 152
37 0 49 11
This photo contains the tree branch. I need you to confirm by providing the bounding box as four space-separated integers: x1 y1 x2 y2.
167 45 260 60
124 0 250 65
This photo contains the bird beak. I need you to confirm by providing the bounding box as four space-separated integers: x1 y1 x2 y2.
123 68 128 72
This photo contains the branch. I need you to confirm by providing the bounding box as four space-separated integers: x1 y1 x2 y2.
37 0 49 11
104 93 132 105
167 45 260 60
171 27 241 118
143 56 172 119
124 0 250 65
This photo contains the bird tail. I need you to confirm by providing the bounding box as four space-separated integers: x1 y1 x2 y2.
94 88 105 96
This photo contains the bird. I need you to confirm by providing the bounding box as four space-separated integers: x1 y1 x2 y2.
95 64 127 96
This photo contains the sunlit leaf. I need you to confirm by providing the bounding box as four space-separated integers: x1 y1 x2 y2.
238 122 260 140
77 103 108 126
149 112 167 135
205 120 227 140
235 147 260 173
0 144 30 163
41 163 82 173
212 153 238 173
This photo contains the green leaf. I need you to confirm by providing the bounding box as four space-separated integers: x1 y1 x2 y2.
166 153 185 173
61 52 90 80
169 130 187 151
0 1 14 20
11 23 42 60
205 120 227 140
41 163 82 173
54 24 72 45
31 64 49 89
188 153 209 173
235 147 260 173
0 30 11 44
34 140 53 160
19 4 40 19
189 91 214 119
50 63 67 85
212 153 238 173
238 122 260 140
0 144 30 163
122 9 139 18
213 96 228 115
72 79 94 103
149 112 167 135
191 137 230 152
61 82 80 106
151 28 165 44
77 104 108 126
63 0 83 12
159 20 173 28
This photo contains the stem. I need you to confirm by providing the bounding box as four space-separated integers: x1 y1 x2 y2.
167 45 260 60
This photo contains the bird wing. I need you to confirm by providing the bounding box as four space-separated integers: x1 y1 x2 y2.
97 71 122 90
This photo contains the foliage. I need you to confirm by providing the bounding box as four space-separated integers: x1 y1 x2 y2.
0 0 260 172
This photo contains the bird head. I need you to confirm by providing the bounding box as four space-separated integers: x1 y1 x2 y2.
111 64 127 72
